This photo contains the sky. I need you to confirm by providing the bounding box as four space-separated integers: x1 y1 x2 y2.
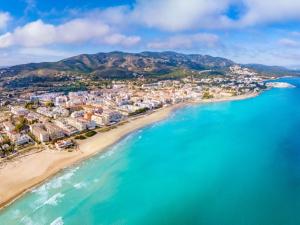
1 0 300 68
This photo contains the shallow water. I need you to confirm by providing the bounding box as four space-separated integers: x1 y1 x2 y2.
0 78 300 225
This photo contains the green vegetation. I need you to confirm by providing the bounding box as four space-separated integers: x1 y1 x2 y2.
25 102 35 109
231 90 238 96
154 69 191 80
45 101 54 107
56 82 88 92
85 130 97 137
2 52 295 90
28 132 40 144
202 91 214 99
75 135 86 140
1 136 11 145
0 144 15 157
129 107 149 116
97 127 112 132
14 116 27 132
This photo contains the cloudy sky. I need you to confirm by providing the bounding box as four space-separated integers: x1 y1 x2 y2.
1 0 300 67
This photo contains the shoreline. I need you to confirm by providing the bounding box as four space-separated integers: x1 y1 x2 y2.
0 92 258 210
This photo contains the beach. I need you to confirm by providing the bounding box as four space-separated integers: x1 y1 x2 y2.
0 92 258 209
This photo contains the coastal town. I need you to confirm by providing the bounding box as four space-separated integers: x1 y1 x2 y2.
2 0 300 223
0 65 269 159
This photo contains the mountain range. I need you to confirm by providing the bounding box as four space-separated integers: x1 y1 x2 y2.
0 51 299 88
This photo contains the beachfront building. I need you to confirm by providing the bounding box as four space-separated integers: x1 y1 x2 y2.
101 111 123 125
30 124 50 143
91 114 105 126
55 140 74 150
118 105 141 115
9 133 31 146
44 122 65 140
78 118 96 130
65 117 87 131
53 119 79 136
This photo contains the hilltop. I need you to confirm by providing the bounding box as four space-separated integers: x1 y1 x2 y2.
0 51 299 89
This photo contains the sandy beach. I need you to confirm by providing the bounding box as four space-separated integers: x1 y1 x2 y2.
0 92 258 209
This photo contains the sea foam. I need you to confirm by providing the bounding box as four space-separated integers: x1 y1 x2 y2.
50 217 64 225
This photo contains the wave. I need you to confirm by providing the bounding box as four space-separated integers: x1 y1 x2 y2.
20 215 35 225
32 166 80 194
44 193 65 206
73 182 86 189
50 217 64 225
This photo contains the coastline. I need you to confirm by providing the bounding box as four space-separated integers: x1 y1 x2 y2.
0 92 258 210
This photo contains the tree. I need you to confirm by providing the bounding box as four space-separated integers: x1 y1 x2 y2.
45 101 54 107
129 107 150 116
25 102 34 109
15 116 27 132
202 91 214 99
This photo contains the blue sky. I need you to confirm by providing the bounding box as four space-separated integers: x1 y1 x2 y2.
1 0 300 67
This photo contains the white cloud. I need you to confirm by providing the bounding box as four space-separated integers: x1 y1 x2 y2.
131 0 231 31
0 18 140 48
0 12 10 30
103 34 141 46
148 33 219 50
0 47 74 66
290 31 300 37
278 38 300 47
116 0 300 30
237 0 300 27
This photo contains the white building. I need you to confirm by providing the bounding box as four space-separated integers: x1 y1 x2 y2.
55 95 68 106
37 107 54 118
11 106 29 116
71 110 85 118
66 117 87 131
44 122 65 140
30 124 50 143
53 119 79 136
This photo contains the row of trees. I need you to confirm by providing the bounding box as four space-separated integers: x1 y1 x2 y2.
128 107 150 116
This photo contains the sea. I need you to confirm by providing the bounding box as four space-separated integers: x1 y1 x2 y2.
0 77 300 225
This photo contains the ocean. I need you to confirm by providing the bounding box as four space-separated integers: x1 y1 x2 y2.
0 78 300 225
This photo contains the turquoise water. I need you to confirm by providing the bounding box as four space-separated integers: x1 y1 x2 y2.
1 78 300 225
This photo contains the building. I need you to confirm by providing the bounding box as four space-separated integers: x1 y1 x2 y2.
11 106 29 116
91 110 123 126
25 112 40 123
71 110 85 118
30 124 50 142
44 122 65 140
66 117 87 131
53 119 79 136
55 140 74 150
52 107 70 118
10 134 31 146
55 95 68 106
91 114 105 126
36 107 54 118
78 118 96 130
3 121 15 132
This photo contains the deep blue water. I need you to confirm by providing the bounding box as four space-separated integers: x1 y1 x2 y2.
0 78 300 225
